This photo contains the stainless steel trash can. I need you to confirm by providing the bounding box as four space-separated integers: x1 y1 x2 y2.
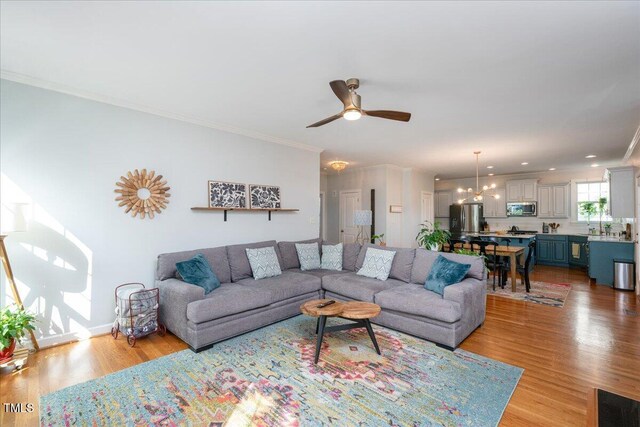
613 259 635 291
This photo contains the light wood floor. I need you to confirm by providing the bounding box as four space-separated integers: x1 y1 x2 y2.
1 266 638 426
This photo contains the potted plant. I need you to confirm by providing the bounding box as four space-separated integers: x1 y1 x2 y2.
371 234 386 247
604 222 612 236
597 197 608 235
416 221 451 251
579 201 597 229
0 305 36 360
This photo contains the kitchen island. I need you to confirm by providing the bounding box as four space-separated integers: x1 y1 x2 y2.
587 237 634 286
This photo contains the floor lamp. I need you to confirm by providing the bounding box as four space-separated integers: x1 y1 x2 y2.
1 203 39 351
354 210 372 245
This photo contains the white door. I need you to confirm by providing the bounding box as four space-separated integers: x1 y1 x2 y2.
339 190 361 244
421 192 434 225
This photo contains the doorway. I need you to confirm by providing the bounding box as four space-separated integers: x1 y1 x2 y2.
339 190 362 244
319 191 327 241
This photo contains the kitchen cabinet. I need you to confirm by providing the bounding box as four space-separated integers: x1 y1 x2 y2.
435 191 452 218
568 235 588 267
588 240 634 285
506 179 538 202
482 188 506 218
536 234 568 266
606 166 636 219
537 183 570 218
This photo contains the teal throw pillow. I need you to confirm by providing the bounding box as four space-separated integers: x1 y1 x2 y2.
424 255 470 296
175 254 221 295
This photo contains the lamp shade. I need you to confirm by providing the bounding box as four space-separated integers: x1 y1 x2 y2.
353 210 372 226
2 203 29 233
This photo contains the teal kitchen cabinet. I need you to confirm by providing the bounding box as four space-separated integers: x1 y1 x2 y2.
536 234 568 266
568 235 588 267
588 241 634 286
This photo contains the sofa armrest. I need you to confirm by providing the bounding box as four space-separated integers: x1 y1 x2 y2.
156 279 205 341
443 277 486 326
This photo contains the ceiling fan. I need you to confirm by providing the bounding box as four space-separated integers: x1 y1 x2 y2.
307 78 411 128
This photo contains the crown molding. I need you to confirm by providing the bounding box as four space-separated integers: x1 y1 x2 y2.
623 123 640 163
0 70 324 154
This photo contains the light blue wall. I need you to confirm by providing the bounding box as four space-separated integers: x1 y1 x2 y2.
0 80 320 346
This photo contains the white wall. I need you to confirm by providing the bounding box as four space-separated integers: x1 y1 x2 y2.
0 80 321 347
435 167 625 234
402 169 436 248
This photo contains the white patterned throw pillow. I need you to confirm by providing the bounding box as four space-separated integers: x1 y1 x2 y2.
357 247 396 281
246 247 282 280
321 243 343 271
295 243 321 271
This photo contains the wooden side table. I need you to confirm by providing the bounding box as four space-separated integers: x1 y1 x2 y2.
300 299 382 363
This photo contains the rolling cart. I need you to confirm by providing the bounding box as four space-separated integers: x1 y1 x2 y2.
111 283 166 347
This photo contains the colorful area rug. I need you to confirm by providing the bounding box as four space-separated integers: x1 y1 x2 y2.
488 280 572 307
40 316 523 426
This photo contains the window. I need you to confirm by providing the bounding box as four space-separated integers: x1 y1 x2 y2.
576 181 611 222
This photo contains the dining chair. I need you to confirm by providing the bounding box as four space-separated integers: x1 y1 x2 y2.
516 240 536 292
487 237 511 288
471 239 500 290
447 238 470 253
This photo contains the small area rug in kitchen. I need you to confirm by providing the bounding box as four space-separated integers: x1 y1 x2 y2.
488 280 571 307
40 315 523 426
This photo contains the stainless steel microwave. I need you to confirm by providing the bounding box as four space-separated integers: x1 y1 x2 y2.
506 202 537 217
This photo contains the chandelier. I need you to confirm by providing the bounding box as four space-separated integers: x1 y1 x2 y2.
329 161 349 172
457 151 499 204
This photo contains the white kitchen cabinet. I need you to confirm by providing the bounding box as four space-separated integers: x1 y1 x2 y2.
606 166 636 219
483 188 507 217
435 191 453 217
506 179 538 202
538 183 570 218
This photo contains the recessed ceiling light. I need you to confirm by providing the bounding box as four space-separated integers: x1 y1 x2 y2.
549 168 556 171
585 155 597 158
521 162 528 165
488 173 494 176
591 163 599 167
435 178 440 181
487 166 494 169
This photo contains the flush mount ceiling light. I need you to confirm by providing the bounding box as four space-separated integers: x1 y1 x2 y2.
329 161 349 172
585 154 597 158
456 151 499 204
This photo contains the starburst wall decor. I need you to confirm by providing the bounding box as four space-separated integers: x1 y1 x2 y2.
114 169 170 219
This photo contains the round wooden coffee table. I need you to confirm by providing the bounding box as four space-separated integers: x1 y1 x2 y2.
300 299 381 363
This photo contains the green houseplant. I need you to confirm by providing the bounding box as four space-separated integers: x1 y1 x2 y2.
597 197 608 235
0 305 36 360
371 233 386 247
416 221 451 251
579 201 597 227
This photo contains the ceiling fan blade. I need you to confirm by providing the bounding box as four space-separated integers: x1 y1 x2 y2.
363 110 411 122
306 113 343 128
329 80 354 108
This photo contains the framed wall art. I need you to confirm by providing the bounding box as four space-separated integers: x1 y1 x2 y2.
249 184 281 209
208 181 247 208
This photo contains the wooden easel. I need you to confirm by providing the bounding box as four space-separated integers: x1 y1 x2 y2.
0 235 39 351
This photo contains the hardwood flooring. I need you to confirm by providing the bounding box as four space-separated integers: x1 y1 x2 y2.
1 265 638 426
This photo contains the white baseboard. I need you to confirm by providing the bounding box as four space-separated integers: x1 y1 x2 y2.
37 323 113 349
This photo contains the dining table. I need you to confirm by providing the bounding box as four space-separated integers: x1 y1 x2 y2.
442 244 525 292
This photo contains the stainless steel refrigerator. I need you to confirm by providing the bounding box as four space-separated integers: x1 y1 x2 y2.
449 203 484 234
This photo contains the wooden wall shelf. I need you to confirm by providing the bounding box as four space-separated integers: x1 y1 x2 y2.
191 207 299 221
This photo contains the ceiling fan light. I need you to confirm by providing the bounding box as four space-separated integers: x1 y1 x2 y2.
343 109 362 121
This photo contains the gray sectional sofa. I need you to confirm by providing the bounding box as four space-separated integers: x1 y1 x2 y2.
155 239 486 352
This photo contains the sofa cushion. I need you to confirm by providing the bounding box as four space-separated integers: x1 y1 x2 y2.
343 242 362 271
186 283 272 324
236 271 321 304
322 272 403 302
289 268 350 279
357 247 396 281
246 247 282 280
321 243 343 271
355 243 415 283
278 238 321 270
227 240 282 282
374 283 462 323
175 254 221 295
296 243 321 270
411 249 485 284
425 255 471 296
157 246 231 283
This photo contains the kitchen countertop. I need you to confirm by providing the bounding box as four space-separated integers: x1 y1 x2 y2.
587 236 635 244
459 232 537 239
